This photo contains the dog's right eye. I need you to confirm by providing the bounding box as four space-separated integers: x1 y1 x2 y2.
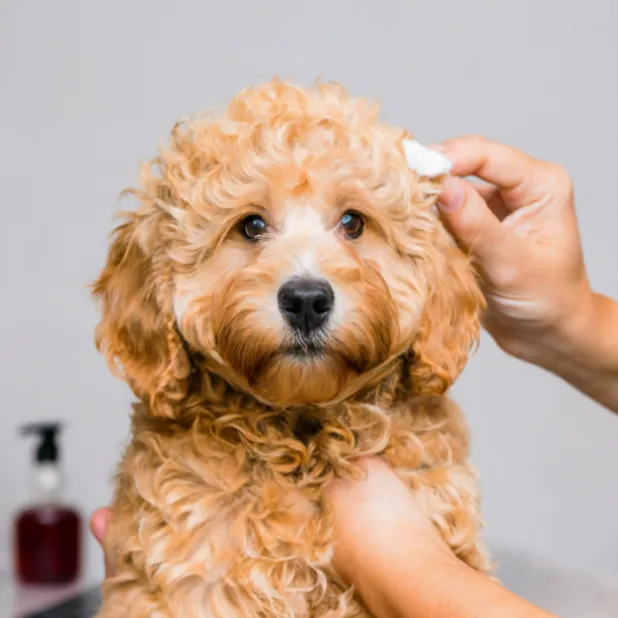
240 215 268 241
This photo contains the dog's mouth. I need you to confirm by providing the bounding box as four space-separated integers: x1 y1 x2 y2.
284 335 327 360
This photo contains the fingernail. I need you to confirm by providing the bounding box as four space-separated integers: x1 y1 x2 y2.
437 177 465 212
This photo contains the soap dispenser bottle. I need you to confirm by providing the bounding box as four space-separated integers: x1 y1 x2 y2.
15 423 81 584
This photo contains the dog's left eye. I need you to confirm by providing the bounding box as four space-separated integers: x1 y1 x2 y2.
241 215 268 241
340 211 364 239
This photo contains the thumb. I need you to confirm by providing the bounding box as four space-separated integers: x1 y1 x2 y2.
437 177 504 262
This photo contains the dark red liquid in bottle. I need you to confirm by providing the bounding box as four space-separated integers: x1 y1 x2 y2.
16 505 81 584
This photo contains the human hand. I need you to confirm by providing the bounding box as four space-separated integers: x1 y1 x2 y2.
90 508 115 578
433 135 593 364
327 457 465 617
325 457 453 585
326 457 554 618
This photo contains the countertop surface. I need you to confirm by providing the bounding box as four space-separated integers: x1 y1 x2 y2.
23 589 100 618
0 579 92 618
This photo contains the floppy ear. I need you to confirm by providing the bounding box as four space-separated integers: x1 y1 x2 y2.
409 223 485 395
92 214 192 417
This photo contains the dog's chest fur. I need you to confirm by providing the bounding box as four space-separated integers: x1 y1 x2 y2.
100 390 488 618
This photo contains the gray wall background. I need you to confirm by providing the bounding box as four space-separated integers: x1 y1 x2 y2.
1 0 617 596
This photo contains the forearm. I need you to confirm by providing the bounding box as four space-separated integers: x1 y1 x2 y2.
535 293 618 412
352 548 554 618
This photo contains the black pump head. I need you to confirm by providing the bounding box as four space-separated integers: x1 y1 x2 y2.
20 422 63 464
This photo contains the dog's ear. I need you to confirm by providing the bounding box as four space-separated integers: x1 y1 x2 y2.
92 214 192 417
408 223 485 395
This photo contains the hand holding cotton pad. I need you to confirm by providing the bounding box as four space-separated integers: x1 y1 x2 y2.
402 139 452 178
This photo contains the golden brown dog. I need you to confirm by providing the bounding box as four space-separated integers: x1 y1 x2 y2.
93 80 490 617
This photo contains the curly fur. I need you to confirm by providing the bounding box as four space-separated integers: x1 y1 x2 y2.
92 80 489 617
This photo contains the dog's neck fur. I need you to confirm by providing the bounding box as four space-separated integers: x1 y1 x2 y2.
134 356 421 481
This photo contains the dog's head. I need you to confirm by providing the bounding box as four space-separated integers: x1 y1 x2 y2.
93 81 483 414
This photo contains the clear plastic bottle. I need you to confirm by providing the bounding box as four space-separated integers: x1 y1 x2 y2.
15 423 81 584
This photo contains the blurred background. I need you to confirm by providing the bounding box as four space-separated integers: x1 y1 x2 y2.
1 1 617 616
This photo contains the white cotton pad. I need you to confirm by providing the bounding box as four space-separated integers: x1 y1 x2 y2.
402 139 452 178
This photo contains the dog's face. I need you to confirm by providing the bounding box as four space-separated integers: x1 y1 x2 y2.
93 82 483 413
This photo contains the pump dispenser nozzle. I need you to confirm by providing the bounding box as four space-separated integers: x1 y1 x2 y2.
20 422 63 464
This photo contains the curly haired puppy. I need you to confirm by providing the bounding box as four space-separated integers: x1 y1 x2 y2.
93 80 490 617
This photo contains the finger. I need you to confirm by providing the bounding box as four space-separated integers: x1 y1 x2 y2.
90 508 115 578
437 176 505 261
434 136 541 210
469 180 497 201
90 508 111 544
466 180 510 221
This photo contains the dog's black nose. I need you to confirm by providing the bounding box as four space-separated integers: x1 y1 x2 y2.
278 279 334 334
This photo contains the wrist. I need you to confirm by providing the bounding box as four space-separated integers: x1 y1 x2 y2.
363 549 554 618
522 290 618 411
545 287 598 361
516 283 597 370
347 540 463 618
